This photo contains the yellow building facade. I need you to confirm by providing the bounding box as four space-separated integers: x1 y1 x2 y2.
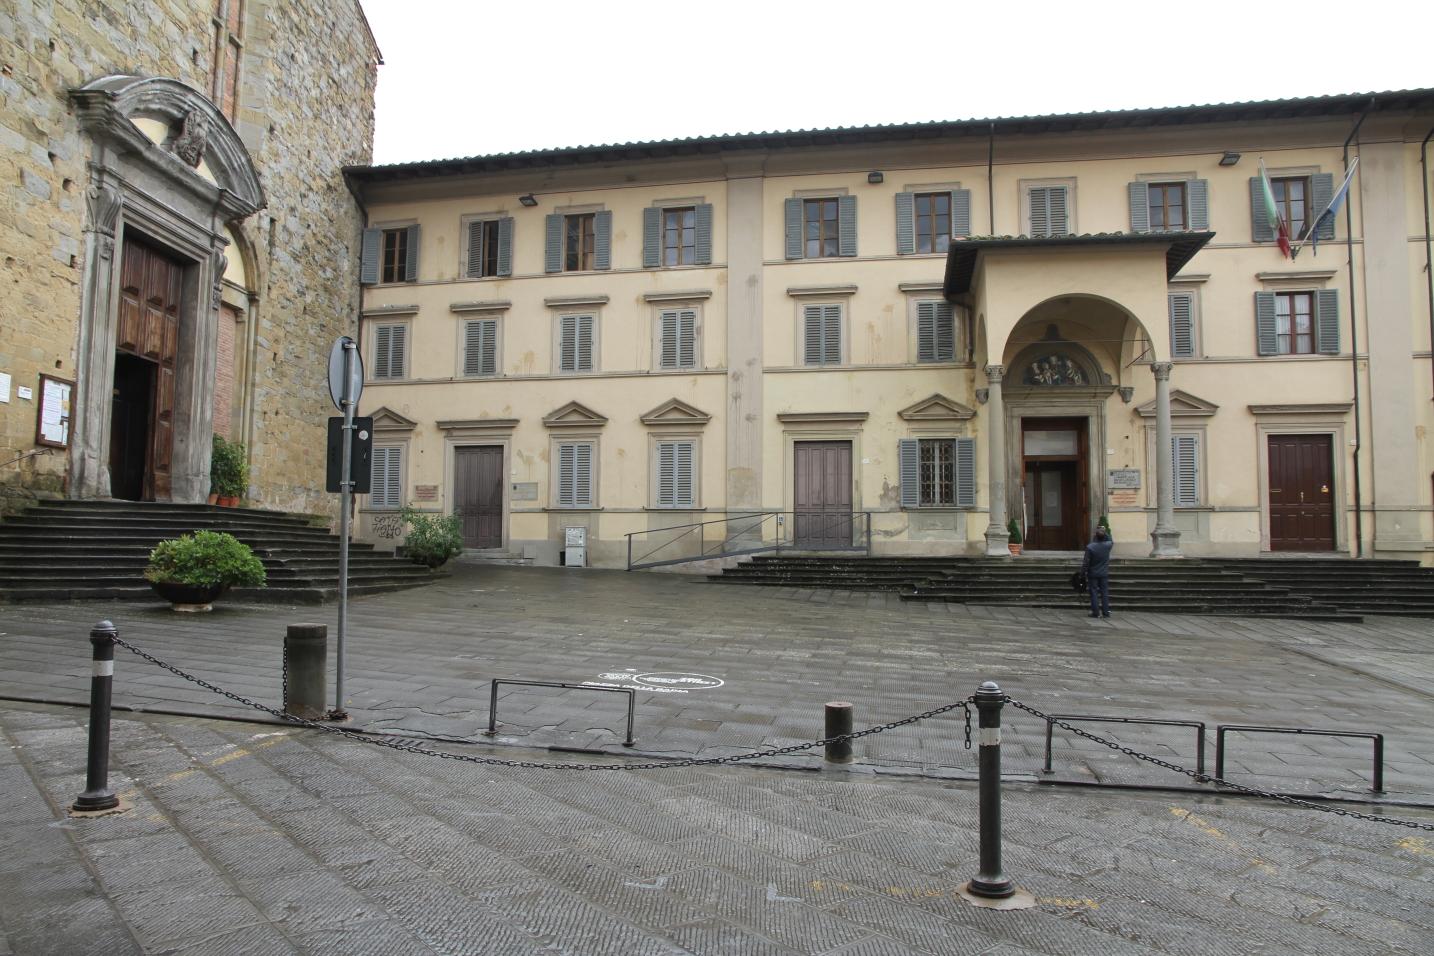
346 90 1434 568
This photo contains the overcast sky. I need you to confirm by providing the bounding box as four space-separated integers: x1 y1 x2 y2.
359 0 1432 166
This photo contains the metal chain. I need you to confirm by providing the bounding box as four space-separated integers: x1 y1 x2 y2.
110 636 972 771
1007 697 1434 832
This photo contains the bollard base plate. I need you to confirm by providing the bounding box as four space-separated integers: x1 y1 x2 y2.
957 882 1035 910
325 708 351 722
69 795 131 819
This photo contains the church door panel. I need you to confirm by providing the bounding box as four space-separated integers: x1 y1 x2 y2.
114 237 184 500
1268 434 1335 551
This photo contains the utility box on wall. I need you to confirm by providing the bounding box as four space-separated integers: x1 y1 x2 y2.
562 527 587 567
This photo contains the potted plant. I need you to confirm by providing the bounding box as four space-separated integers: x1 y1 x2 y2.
398 506 463 569
1097 514 1112 538
1006 517 1023 555
145 530 267 611
210 435 248 507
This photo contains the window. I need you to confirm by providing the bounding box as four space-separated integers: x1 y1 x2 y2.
1275 292 1314 355
916 301 955 362
784 196 855 259
211 0 243 121
655 440 695 508
547 211 611 272
372 324 407 379
564 214 595 272
1272 177 1310 240
381 228 408 284
643 204 712 268
802 304 842 366
369 446 403 509
658 309 697 369
804 198 840 258
1168 292 1196 359
664 208 696 266
1148 183 1185 231
463 319 497 377
360 225 418 285
1172 434 1200 508
1129 179 1208 233
898 438 976 508
915 193 951 254
1255 289 1339 357
1028 185 1069 237
558 314 595 373
465 218 513 279
555 442 595 507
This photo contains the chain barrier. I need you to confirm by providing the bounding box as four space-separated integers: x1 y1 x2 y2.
112 636 972 772
1007 697 1434 832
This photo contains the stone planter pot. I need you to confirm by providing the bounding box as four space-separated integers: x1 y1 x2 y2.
149 580 228 612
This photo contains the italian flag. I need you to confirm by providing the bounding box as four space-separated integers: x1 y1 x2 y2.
1258 159 1292 258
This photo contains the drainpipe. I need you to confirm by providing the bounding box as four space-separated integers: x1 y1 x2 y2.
987 123 996 234
1343 99 1373 558
1421 125 1434 401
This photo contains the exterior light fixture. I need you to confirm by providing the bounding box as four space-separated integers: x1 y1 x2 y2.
867 171 884 184
518 193 538 207
1218 151 1241 167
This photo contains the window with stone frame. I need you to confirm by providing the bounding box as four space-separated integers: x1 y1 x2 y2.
663 207 696 266
654 439 696 508
914 192 952 254
1273 176 1311 240
1274 291 1315 355
1148 182 1186 231
211 0 244 121
371 324 407 379
564 213 596 272
555 442 595 508
381 228 409 284
915 300 956 362
803 198 841 258
369 445 403 509
898 437 976 508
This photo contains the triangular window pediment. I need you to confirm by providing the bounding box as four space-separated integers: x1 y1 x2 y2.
369 406 418 431
898 393 977 422
1135 389 1219 418
640 398 712 426
542 400 609 428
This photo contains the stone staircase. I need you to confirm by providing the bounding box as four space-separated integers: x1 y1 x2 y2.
0 499 440 604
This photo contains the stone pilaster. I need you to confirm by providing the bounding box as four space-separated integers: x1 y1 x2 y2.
983 365 1010 556
69 174 124 499
1149 361 1182 557
724 160 765 540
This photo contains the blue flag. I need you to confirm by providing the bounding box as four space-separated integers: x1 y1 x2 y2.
1308 159 1358 257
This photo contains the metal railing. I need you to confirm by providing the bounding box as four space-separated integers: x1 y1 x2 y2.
625 510 872 570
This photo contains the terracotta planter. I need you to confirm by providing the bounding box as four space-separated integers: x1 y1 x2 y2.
207 493 219 505
218 495 240 507
150 580 228 612
1008 543 1023 556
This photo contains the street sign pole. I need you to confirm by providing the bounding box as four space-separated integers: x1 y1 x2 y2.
328 336 362 720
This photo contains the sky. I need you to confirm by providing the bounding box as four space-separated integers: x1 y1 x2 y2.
358 0 1433 166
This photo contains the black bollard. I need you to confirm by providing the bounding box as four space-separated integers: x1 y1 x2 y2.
283 624 328 720
71 621 120 813
824 702 854 763
965 680 1015 899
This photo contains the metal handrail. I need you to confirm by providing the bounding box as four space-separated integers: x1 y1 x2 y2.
625 510 873 570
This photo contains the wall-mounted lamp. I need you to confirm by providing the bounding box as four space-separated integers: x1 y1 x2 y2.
1218 151 1241 167
518 193 538 207
867 171 884 184
1118 386 1135 404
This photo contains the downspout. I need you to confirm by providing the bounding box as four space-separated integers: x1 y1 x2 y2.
1343 99 1374 557
987 122 995 234
1421 126 1434 401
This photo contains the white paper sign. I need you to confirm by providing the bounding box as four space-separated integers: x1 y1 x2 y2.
0 372 10 403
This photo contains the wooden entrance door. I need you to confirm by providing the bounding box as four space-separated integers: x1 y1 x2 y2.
1268 434 1335 551
455 445 504 549
113 237 183 500
1020 418 1088 550
793 441 852 549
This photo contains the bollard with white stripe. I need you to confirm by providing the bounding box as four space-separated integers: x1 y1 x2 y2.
963 680 1017 900
71 621 120 813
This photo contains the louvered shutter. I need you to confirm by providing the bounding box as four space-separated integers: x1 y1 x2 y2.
371 446 401 508
1048 187 1068 235
1315 289 1340 354
822 305 841 364
803 305 823 365
594 211 612 270
1128 182 1151 233
934 302 954 360
574 443 593 506
560 315 577 371
1254 292 1278 356
384 447 402 508
675 441 693 507
464 319 496 376
544 214 563 273
557 444 575 506
388 326 406 378
466 221 485 278
917 301 937 362
657 441 675 507
1311 173 1336 240
895 192 915 254
951 189 971 238
955 437 976 508
496 217 513 277
642 207 661 268
1172 435 1199 507
899 439 920 507
372 326 391 378
784 198 802 259
694 203 713 265
360 228 381 284
837 195 857 257
403 224 420 282
1168 293 1195 358
576 314 594 371
370 447 389 506
1249 178 1274 243
658 310 677 368
677 310 696 368
1187 180 1209 231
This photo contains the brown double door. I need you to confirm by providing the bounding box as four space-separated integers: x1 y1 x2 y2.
110 237 182 501
454 445 504 549
1021 418 1088 551
793 441 852 549
1268 434 1335 551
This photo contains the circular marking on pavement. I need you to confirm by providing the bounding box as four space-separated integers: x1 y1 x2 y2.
630 672 724 690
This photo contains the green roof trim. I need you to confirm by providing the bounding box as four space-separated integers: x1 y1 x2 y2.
942 232 1216 297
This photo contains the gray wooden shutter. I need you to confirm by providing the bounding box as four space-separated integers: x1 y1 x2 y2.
1315 289 1340 354
1254 292 1278 356
678 309 696 368
895 192 915 254
464 319 496 376
1187 179 1209 231
594 210 612 270
560 315 577 371
951 189 971 238
675 441 693 507
642 207 661 268
496 217 513 277
1249 178 1274 243
899 439 920 507
360 228 381 284
694 203 713 265
574 443 593 506
373 326 391 378
371 446 402 508
577 314 594 370
557 443 575 506
657 441 675 507
389 326 406 377
1128 182 1151 233
1172 435 1198 507
1048 187 1068 235
1168 292 1195 359
955 437 976 508
544 214 563 273
784 198 802 260
466 221 485 278
1312 173 1336 240
802 305 822 365
916 301 937 362
822 305 842 364
659 310 677 368
403 224 420 282
934 302 955 360
837 195 857 257
370 447 389 506
1029 188 1049 237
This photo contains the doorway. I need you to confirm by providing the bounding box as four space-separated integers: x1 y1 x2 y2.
793 440 852 549
109 353 154 501
112 236 183 500
1268 434 1335 551
454 445 504 549
1020 418 1088 551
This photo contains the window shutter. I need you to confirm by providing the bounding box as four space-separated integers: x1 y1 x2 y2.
659 310 677 368
464 319 496 376
373 325 391 378
675 441 693 507
1254 292 1278 356
803 305 823 365
1249 178 1274 243
594 210 612 270
385 447 402 508
916 301 936 362
1187 179 1209 231
837 195 857 257
1030 187 1058 236
955 437 976 508
1168 292 1195 359
388 326 406 378
1128 182 1151 233
1172 435 1199 507
371 447 401 508
403 224 420 282
577 314 594 371
544 214 563 273
370 447 389 505
574 443 593 506
496 217 513 277
560 315 577 371
466 221 485 278
1048 186 1068 235
951 189 971 238
895 192 915 254
822 305 842 364
899 439 919 508
1312 173 1336 240
360 228 381 284
657 441 675 507
642 207 661 268
678 309 696 368
557 444 575 506
1315 289 1341 354
784 198 802 260
694 203 713 265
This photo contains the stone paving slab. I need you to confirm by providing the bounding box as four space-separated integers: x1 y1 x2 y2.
1 565 1432 802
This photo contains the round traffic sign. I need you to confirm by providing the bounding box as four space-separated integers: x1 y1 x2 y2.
328 336 363 410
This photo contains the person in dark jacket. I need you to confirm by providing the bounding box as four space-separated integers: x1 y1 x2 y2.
1082 528 1114 618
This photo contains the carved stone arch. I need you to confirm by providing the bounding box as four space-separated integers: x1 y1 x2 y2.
1008 328 1112 388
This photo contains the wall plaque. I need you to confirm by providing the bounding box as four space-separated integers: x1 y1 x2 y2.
1107 468 1141 490
511 482 538 501
413 484 438 501
35 375 73 448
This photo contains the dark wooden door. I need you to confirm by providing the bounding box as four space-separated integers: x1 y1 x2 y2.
1268 434 1335 551
793 441 852 549
455 445 504 549
115 238 183 500
1024 461 1080 550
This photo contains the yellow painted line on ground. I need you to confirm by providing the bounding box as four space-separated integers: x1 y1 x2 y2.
1170 806 1276 873
806 880 1098 909
1395 836 1430 856
117 733 292 800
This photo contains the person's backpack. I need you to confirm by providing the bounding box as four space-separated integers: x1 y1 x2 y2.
1070 569 1087 593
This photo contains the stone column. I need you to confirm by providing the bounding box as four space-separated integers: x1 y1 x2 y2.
1149 361 1181 557
69 175 123 499
983 364 1010 556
